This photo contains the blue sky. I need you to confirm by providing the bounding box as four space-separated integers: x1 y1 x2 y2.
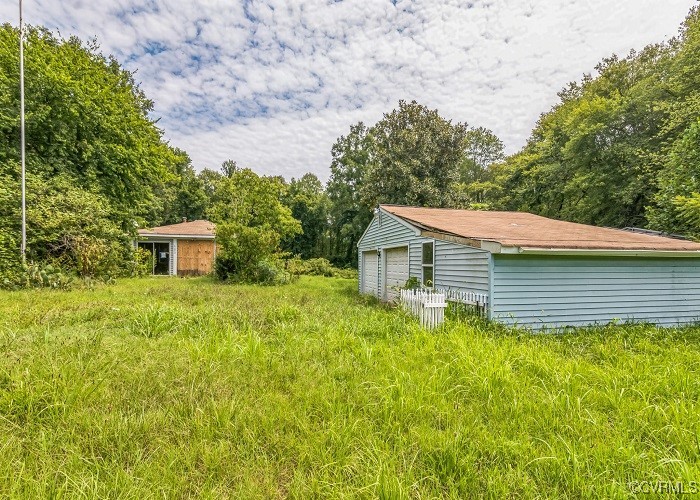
1 0 694 181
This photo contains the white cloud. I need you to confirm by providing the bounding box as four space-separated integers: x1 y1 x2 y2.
1 0 694 181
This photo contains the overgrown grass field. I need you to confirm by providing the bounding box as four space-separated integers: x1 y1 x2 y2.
0 277 699 498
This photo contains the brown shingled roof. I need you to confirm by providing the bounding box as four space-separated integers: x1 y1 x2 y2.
381 205 700 252
138 220 216 238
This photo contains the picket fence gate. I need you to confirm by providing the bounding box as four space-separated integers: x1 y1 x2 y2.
399 289 447 329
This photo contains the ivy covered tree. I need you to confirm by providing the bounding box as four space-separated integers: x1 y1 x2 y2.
0 24 196 282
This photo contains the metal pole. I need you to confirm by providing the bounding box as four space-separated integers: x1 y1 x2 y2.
19 0 27 263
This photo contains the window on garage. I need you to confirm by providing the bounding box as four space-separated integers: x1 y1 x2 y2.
422 241 434 287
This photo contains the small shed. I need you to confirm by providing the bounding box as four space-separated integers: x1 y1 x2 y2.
136 220 216 276
357 205 700 329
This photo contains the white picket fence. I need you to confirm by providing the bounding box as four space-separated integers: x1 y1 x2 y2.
440 289 489 317
399 289 447 329
399 288 489 328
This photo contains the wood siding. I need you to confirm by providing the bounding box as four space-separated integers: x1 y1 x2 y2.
433 240 490 293
491 254 700 329
176 239 215 276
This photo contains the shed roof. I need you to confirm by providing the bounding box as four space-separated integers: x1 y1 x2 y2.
381 205 700 252
138 220 216 238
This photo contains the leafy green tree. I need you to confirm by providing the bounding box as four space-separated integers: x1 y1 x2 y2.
326 111 503 265
493 41 675 227
220 160 239 178
0 24 188 281
209 166 301 281
0 25 175 229
453 126 505 208
648 119 700 236
326 122 373 266
281 173 330 259
361 100 468 209
155 149 208 225
647 8 700 236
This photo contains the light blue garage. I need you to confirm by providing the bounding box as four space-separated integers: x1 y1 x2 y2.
357 205 700 329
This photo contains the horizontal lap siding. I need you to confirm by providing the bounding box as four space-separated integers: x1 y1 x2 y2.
492 255 700 329
357 213 418 296
433 241 489 293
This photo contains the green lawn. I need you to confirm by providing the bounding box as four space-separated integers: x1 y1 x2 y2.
0 277 699 498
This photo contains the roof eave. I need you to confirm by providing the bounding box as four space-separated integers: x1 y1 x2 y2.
421 232 700 256
514 247 700 258
137 233 215 240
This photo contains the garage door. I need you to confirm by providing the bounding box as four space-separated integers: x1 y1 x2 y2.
362 251 378 296
385 246 409 302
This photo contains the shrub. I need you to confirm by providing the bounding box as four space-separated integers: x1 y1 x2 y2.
330 267 357 279
286 257 358 279
13 262 74 290
287 257 333 277
210 167 302 284
403 276 421 289
214 224 279 281
252 258 292 285
0 233 22 286
125 247 154 277
0 172 137 285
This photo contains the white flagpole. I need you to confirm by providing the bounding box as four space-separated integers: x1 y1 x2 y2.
19 0 27 263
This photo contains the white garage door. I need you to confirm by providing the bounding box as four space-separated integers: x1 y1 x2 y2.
362 251 378 296
385 246 409 302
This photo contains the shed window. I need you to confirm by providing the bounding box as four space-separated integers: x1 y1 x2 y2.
422 242 434 287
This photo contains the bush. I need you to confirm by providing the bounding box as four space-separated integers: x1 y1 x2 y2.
215 255 291 285
252 259 292 285
11 262 74 290
287 257 333 277
0 234 22 286
125 247 153 278
214 224 279 282
403 276 421 289
0 172 138 285
331 267 358 279
286 257 358 279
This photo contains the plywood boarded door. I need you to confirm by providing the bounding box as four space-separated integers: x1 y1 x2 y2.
177 239 215 276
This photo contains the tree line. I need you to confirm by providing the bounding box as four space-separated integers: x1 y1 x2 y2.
1 6 699 285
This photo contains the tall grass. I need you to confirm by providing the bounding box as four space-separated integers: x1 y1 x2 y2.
0 276 698 497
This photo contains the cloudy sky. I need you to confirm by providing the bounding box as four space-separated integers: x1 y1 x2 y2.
2 0 694 181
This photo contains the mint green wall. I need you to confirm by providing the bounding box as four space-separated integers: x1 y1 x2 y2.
492 254 700 329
